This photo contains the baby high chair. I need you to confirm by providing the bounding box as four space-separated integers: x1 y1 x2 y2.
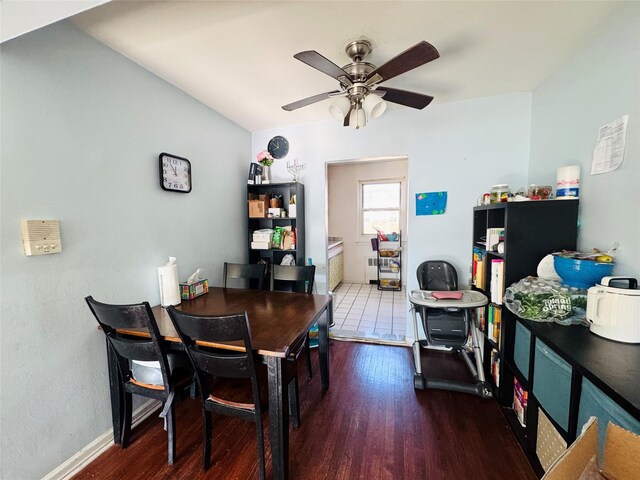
410 261 491 398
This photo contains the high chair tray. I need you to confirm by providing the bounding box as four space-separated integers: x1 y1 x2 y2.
409 289 488 308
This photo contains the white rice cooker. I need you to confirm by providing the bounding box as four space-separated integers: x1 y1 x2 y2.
586 277 640 343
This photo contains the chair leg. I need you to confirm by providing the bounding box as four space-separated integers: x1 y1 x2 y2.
254 412 266 480
120 391 133 448
288 375 301 429
305 333 313 380
203 410 212 470
166 401 176 465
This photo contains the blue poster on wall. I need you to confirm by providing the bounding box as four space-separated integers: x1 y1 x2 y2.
416 191 447 215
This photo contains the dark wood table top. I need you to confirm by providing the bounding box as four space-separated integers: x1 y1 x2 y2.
149 287 331 359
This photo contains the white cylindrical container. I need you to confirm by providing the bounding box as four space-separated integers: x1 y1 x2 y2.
158 257 181 306
556 165 580 199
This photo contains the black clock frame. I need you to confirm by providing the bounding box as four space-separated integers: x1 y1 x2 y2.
267 136 289 159
159 152 192 193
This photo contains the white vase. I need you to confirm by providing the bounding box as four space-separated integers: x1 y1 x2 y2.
262 165 271 184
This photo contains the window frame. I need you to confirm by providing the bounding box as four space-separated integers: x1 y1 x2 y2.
358 178 403 239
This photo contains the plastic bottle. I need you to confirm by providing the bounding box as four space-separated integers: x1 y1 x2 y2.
556 166 580 199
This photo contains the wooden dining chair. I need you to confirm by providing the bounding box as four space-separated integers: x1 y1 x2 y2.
85 296 193 465
223 262 267 290
270 264 316 380
166 307 300 478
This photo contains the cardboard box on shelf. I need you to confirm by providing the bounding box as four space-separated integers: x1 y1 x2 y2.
252 230 273 242
543 418 640 479
248 193 270 218
251 241 271 250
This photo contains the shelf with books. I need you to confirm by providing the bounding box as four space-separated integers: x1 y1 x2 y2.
471 200 579 475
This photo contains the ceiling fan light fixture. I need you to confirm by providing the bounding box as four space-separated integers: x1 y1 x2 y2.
329 96 351 122
363 93 387 120
350 102 366 129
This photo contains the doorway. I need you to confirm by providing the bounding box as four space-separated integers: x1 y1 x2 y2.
326 156 409 343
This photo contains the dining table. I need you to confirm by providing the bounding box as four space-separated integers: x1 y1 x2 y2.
106 286 333 480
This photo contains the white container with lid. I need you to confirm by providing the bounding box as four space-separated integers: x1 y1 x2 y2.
490 184 510 204
556 166 580 199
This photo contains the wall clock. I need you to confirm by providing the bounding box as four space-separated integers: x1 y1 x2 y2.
159 152 192 193
267 136 289 159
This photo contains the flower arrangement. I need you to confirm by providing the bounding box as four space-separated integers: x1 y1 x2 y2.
256 150 274 167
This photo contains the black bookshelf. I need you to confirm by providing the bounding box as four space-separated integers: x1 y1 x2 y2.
247 182 305 271
471 200 579 475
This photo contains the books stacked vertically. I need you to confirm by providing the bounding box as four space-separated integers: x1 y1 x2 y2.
487 304 502 347
472 247 486 290
485 227 504 252
490 259 505 304
247 162 263 184
513 378 528 427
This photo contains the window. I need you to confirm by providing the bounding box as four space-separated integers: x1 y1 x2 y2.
361 181 401 235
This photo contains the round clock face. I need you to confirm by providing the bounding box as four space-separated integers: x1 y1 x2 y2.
267 136 289 159
160 153 192 193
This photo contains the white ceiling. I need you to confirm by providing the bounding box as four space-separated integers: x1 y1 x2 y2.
68 1 620 132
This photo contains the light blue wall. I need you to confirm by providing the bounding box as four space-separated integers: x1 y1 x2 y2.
529 4 640 276
253 93 532 300
0 22 250 479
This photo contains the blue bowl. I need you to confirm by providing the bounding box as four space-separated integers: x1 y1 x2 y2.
553 255 614 289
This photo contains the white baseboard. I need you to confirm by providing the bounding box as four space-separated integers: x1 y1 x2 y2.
42 400 161 480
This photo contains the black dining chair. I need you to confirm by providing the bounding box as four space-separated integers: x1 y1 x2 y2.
223 262 267 290
85 296 193 465
270 264 316 380
166 307 300 478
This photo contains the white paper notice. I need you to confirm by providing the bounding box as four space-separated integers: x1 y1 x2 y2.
591 115 628 175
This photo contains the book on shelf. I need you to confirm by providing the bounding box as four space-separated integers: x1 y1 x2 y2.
474 307 486 332
472 247 486 290
487 304 502 347
490 259 505 304
490 349 500 387
485 227 504 252
513 377 528 427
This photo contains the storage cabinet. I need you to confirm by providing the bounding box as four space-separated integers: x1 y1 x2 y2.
377 232 401 291
328 240 344 291
471 200 579 475
247 182 305 271
511 319 640 477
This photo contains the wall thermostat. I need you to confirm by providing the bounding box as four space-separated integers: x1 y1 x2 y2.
21 220 62 256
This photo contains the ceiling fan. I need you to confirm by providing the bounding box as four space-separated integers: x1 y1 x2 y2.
282 39 440 128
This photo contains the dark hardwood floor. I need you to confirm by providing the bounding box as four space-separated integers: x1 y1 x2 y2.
74 341 536 479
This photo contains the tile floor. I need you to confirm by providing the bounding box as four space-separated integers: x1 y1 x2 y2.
329 282 408 343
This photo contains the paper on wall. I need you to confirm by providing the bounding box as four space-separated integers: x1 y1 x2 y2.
591 115 628 175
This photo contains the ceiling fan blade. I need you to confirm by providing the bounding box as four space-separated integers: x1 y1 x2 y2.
282 90 341 111
375 87 434 109
294 51 351 80
367 41 439 83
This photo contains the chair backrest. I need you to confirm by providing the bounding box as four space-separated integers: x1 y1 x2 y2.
223 262 267 290
270 264 315 294
85 295 172 387
166 308 258 383
416 261 458 292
